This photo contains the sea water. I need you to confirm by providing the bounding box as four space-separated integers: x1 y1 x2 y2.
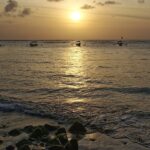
0 40 150 147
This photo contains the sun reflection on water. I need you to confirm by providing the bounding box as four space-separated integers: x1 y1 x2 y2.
66 98 86 103
63 47 88 105
65 98 86 113
61 46 87 90
65 47 85 76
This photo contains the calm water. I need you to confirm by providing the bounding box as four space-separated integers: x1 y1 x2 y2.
0 41 150 147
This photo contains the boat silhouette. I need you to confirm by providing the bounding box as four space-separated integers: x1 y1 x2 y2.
117 37 124 46
76 41 81 47
30 41 38 47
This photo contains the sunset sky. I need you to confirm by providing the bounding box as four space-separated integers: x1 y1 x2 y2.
0 0 150 40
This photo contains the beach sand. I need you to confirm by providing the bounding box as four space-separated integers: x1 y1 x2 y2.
0 112 149 150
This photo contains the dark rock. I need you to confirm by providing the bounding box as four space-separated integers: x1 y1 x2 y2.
18 144 30 150
8 129 21 136
44 124 59 132
57 133 68 145
70 139 78 150
30 126 49 140
38 125 49 135
30 128 42 139
55 128 66 136
65 139 78 150
6 145 15 150
40 142 45 147
0 139 3 144
48 145 65 150
23 125 35 133
65 143 70 150
16 139 31 148
41 136 51 143
47 138 60 146
68 122 86 135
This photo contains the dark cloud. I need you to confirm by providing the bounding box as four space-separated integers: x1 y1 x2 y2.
97 0 120 6
47 0 63 2
2 1 32 18
81 4 95 10
138 0 144 4
19 8 31 17
4 0 18 13
97 2 104 6
105 1 120 5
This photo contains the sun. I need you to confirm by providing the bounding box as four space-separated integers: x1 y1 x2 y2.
71 11 81 21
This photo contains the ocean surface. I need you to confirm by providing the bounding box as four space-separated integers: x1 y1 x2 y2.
0 40 150 147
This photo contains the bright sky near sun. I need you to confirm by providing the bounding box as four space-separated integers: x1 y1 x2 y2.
0 0 150 40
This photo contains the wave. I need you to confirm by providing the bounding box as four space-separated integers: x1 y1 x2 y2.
0 94 150 148
90 87 150 95
0 95 150 121
1 86 149 96
0 60 52 64
0 96 150 147
0 86 149 108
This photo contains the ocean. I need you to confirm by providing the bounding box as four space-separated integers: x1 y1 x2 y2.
0 40 150 147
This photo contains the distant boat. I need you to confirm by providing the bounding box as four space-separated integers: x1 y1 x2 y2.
30 41 38 47
117 40 123 46
117 37 124 46
76 41 81 47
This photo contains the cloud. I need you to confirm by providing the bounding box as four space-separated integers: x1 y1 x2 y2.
81 4 95 10
137 0 144 4
4 0 18 13
47 0 63 2
19 8 31 17
97 2 104 6
105 1 120 5
2 1 32 18
114 13 150 20
97 0 120 6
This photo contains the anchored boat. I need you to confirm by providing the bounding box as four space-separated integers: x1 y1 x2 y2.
76 41 81 47
30 41 38 47
117 37 124 46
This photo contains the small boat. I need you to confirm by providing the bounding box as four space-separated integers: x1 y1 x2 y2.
117 37 123 46
76 41 81 47
117 40 123 46
30 41 38 47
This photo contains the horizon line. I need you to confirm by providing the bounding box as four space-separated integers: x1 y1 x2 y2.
0 39 150 41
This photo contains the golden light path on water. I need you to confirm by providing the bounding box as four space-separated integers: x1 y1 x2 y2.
64 46 87 104
65 47 84 75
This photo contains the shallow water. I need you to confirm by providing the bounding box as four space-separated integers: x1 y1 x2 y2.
0 40 150 147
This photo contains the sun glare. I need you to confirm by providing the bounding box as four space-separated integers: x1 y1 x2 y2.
71 11 81 21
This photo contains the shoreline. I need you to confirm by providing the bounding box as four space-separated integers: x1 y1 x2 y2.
0 111 149 150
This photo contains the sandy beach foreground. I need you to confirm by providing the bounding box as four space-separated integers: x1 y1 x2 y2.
0 112 149 150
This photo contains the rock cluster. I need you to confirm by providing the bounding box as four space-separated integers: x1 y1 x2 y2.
6 121 86 150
